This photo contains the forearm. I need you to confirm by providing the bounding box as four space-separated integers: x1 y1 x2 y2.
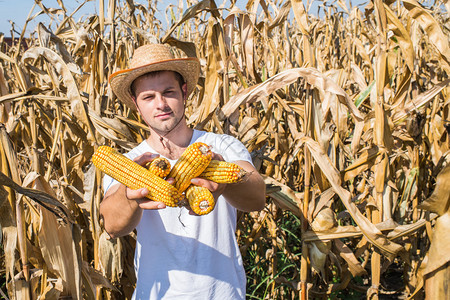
100 184 143 238
222 161 266 212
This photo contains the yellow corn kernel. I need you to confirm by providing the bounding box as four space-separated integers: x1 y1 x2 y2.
186 185 216 215
147 157 171 178
167 142 212 193
200 160 247 183
92 146 183 207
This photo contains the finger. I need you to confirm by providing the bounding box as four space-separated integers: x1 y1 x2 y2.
166 177 175 185
191 178 224 194
188 209 199 216
211 152 224 161
126 187 149 200
133 152 160 166
138 201 166 210
190 177 210 188
182 204 200 216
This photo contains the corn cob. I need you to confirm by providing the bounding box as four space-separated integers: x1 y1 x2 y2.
199 160 247 183
92 146 183 207
186 185 216 215
147 157 171 178
144 156 216 215
167 142 212 192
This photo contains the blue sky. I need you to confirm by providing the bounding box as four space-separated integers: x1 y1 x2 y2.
0 0 98 36
0 0 367 37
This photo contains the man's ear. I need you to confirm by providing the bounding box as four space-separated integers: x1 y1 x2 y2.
182 83 188 99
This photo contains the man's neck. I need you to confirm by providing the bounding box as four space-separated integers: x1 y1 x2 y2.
146 125 194 159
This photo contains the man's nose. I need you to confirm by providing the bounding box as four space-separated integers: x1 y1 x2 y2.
154 93 168 108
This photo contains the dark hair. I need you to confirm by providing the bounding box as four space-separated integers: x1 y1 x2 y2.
130 71 185 98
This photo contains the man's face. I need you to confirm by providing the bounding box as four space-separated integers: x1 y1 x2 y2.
133 71 187 135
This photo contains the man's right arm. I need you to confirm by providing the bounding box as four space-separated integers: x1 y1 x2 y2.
99 153 166 239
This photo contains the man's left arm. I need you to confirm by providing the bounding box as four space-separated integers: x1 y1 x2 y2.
191 159 266 212
221 160 266 212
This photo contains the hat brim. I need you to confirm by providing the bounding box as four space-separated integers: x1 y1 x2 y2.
109 58 200 110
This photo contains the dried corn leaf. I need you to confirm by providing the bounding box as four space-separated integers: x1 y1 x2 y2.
240 13 258 82
193 20 222 124
40 277 64 299
22 47 94 140
308 241 329 279
36 22 82 75
0 185 17 283
414 164 450 278
342 146 382 182
263 175 302 217
29 174 82 299
83 261 119 292
98 231 123 283
403 0 450 67
423 211 450 276
162 0 219 42
392 79 450 123
384 4 414 72
291 0 310 36
220 67 363 121
418 163 450 216
334 239 367 277
301 136 404 260
0 171 71 223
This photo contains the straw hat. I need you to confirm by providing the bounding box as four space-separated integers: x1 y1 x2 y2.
109 44 200 110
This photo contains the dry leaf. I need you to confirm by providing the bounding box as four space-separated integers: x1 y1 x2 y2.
418 164 450 216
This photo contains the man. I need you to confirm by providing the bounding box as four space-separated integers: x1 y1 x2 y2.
100 43 266 299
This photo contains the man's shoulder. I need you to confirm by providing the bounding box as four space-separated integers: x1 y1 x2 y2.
194 130 241 147
193 130 250 162
124 140 152 160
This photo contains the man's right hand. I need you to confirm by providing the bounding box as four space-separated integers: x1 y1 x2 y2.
125 152 168 210
100 152 173 237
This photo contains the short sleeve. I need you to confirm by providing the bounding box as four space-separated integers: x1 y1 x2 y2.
103 174 117 194
197 132 253 166
218 135 253 164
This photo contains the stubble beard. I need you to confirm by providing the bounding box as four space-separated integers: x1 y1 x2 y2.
151 112 184 137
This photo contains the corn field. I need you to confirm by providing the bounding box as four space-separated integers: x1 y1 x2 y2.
0 0 449 299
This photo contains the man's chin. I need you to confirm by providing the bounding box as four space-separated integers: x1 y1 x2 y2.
150 125 175 135
150 116 183 135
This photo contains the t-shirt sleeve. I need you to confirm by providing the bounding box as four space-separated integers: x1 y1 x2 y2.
103 174 118 194
214 134 253 166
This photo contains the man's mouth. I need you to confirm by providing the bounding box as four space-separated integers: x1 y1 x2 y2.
155 112 173 119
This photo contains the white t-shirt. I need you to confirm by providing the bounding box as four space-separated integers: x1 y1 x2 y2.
103 130 253 299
